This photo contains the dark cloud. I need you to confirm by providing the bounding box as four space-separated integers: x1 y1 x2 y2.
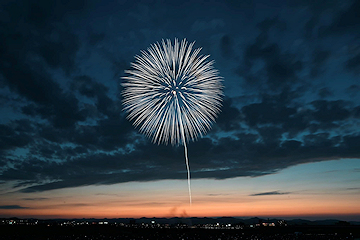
320 0 360 36
241 94 297 127
347 84 360 92
0 0 84 73
241 34 303 90
312 50 331 66
34 115 133 153
38 125 73 144
0 123 33 151
256 16 286 33
257 126 283 146
220 35 233 58
266 58 302 89
29 141 63 160
303 133 338 149
20 93 87 129
239 93 357 137
101 50 130 80
22 197 48 201
304 16 319 39
311 100 351 123
214 97 242 132
0 0 88 129
88 32 105 46
354 106 360 118
0 205 29 209
346 85 360 97
71 75 118 117
12 146 186 192
207 193 230 196
318 87 333 98
250 191 291 196
297 0 340 38
310 50 331 78
345 53 360 73
343 135 360 154
37 29 80 75
0 125 358 193
281 140 302 150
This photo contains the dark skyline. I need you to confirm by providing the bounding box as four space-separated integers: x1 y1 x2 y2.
0 0 359 219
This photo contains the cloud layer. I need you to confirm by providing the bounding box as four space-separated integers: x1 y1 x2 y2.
0 0 359 193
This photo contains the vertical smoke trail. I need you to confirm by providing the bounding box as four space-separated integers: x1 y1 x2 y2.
176 94 192 204
184 142 192 205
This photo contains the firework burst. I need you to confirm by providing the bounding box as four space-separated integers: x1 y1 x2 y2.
122 38 223 204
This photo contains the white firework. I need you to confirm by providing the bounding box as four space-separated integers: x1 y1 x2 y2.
122 38 223 204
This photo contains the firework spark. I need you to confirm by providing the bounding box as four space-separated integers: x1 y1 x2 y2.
122 38 223 204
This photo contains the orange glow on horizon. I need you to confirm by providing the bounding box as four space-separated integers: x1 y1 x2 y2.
1 196 359 220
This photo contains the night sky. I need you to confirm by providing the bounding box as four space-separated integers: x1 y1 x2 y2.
0 0 359 220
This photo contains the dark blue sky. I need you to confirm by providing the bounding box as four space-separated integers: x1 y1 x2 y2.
0 0 359 219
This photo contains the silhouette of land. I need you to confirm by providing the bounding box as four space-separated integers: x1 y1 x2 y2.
1 217 359 240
